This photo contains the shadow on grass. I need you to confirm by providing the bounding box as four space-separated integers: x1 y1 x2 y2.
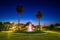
14 30 45 34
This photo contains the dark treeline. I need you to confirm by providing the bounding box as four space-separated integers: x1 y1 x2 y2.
46 23 60 31
0 21 60 32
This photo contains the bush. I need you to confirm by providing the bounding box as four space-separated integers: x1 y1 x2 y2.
14 30 45 34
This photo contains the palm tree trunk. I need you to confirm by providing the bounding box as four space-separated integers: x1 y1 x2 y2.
18 14 20 30
38 18 40 30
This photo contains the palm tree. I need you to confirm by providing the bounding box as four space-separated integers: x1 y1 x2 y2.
35 11 42 30
16 5 23 30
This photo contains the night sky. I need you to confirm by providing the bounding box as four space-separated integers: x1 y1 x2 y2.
0 0 60 25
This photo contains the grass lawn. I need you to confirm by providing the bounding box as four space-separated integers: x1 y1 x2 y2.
0 31 60 40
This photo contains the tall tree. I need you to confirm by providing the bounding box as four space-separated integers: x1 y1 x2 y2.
36 11 42 30
0 22 3 31
49 24 54 30
16 5 23 30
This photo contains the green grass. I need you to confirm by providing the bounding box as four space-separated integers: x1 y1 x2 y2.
0 31 60 40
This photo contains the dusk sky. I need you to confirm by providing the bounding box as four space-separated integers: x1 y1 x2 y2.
0 0 60 25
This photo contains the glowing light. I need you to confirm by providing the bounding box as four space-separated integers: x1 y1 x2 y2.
27 22 33 32
10 21 13 23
